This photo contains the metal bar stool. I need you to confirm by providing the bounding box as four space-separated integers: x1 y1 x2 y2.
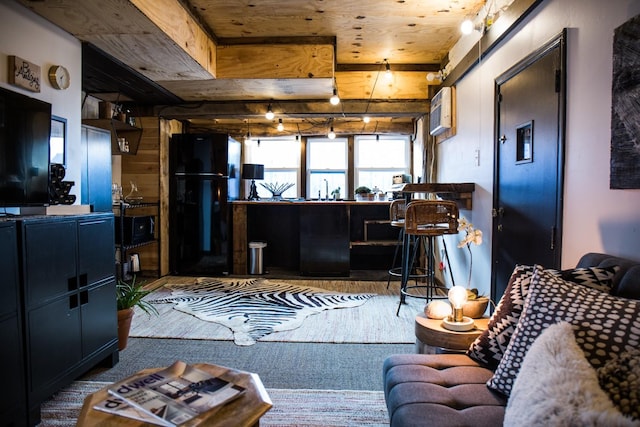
397 200 459 315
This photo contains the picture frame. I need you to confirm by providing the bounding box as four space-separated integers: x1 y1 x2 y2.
50 115 66 165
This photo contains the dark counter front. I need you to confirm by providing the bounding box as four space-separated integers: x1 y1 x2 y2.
231 200 395 275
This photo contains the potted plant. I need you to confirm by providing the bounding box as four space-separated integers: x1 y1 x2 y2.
116 275 158 350
331 187 341 200
355 186 373 201
457 218 490 318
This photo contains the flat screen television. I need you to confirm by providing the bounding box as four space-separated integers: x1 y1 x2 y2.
0 86 51 207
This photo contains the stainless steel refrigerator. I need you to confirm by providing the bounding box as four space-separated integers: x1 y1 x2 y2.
169 133 241 275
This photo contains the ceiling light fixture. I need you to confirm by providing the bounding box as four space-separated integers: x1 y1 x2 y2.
328 126 336 139
328 119 336 139
265 104 275 120
461 18 485 35
426 70 445 82
363 116 370 124
330 87 340 105
277 118 284 132
384 59 392 81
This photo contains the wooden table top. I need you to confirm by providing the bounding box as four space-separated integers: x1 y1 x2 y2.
415 314 489 351
77 363 272 426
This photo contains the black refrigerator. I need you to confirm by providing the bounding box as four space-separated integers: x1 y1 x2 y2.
169 133 241 275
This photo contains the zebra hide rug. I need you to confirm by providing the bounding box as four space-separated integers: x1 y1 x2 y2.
148 278 376 346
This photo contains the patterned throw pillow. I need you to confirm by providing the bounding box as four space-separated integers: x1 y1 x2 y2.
486 265 640 397
466 264 619 369
597 348 640 420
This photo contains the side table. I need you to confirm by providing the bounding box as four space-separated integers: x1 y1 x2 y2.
415 313 489 354
77 363 272 426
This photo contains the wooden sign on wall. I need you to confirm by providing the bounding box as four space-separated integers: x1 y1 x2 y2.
8 55 41 92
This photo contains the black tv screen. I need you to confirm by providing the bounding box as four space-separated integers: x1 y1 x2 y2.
0 86 51 207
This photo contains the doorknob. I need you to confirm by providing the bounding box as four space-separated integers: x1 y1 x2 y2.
497 224 503 232
499 135 507 144
492 207 505 217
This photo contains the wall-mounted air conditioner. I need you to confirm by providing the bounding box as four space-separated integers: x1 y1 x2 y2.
429 87 452 136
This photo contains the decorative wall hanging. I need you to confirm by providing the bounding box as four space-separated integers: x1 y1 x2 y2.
610 14 640 189
8 55 40 92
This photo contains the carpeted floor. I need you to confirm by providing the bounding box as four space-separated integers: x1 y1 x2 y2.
39 381 389 426
39 277 428 425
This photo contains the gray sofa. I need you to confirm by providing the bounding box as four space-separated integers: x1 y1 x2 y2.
383 253 640 426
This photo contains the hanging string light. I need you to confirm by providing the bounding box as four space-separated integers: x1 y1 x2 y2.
384 58 392 81
277 118 284 132
265 104 275 120
328 118 336 139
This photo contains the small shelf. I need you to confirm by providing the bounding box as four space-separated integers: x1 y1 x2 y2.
82 119 142 155
113 201 159 279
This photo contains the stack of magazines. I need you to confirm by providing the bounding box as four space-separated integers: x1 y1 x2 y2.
93 360 246 426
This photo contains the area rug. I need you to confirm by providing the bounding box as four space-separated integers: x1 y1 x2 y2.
145 278 376 346
39 380 389 426
130 278 423 345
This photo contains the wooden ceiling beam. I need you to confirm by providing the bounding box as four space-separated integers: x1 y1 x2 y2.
187 119 416 139
217 44 334 79
154 100 429 119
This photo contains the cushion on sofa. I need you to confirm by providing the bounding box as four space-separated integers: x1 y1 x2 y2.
597 348 640 421
504 322 638 426
487 265 640 397
383 354 507 427
467 264 619 369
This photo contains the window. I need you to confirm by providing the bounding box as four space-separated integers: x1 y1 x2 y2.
355 135 410 192
307 137 347 199
245 137 300 198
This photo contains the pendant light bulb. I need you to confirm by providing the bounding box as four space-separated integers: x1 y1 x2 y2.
277 118 284 132
330 88 340 105
460 19 474 35
384 59 392 81
328 126 336 139
265 104 275 120
363 116 370 123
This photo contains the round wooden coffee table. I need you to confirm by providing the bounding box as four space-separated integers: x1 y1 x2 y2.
77 363 272 426
415 313 489 354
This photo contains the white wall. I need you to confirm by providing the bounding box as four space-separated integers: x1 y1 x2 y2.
438 0 640 298
0 1 83 206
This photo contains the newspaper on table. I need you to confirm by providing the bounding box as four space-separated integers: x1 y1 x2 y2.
106 360 246 426
93 395 172 426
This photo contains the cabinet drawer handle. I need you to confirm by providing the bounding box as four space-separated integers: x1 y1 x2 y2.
79 273 88 287
68 277 77 291
69 294 78 309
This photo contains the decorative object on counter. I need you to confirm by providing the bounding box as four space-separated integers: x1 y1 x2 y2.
242 163 264 200
48 163 76 205
331 187 341 200
124 180 142 203
355 186 374 201
260 182 294 200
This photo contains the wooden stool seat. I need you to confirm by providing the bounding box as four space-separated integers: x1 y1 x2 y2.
397 200 459 314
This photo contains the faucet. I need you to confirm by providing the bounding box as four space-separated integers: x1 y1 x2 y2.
324 179 329 200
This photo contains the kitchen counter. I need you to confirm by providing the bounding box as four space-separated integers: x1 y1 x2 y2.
230 183 474 275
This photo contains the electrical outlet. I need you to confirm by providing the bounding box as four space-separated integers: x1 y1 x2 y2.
474 149 480 166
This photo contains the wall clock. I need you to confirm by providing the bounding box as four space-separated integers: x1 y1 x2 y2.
48 65 70 90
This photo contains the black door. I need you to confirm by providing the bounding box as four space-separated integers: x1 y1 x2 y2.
491 33 566 301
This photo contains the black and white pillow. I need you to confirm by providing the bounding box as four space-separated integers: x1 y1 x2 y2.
466 264 619 369
486 265 640 397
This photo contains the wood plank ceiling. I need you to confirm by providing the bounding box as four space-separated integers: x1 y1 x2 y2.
17 0 511 139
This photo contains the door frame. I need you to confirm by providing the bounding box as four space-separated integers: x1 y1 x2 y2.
491 30 567 300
